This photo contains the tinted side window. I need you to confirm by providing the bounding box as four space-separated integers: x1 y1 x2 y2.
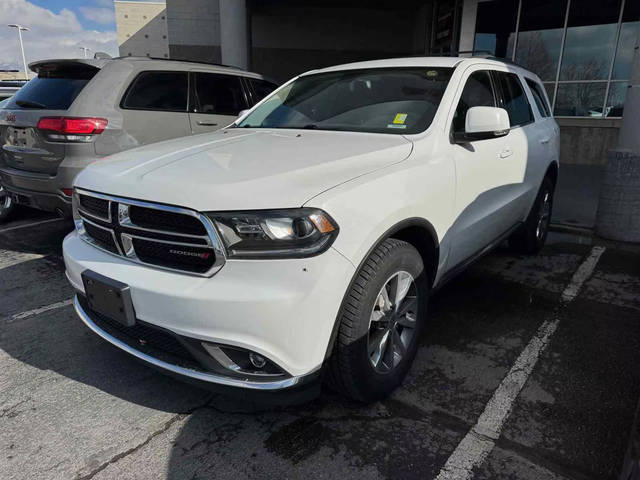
525 78 551 117
248 78 278 104
496 72 534 126
122 71 188 112
191 72 247 115
453 70 496 132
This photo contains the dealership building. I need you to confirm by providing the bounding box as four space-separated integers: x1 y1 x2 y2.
117 0 639 167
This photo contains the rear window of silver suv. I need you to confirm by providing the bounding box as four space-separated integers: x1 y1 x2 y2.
6 65 98 110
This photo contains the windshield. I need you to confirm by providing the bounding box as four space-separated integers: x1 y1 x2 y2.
237 67 454 135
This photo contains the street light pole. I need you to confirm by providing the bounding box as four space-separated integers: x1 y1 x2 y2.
7 24 29 80
79 47 91 59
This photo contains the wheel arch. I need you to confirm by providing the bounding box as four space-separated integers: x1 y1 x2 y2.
546 161 559 189
323 217 439 361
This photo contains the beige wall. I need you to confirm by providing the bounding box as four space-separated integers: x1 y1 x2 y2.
115 1 169 58
0 71 26 80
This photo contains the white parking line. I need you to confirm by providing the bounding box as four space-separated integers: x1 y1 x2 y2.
6 298 74 323
0 249 45 270
0 217 65 234
435 245 606 480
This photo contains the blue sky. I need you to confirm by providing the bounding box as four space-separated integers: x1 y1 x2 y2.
28 0 121 31
0 0 128 70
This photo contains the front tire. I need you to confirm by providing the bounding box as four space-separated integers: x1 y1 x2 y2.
509 176 555 254
0 185 15 223
326 239 428 402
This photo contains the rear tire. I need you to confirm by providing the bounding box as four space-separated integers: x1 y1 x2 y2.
509 176 555 254
0 185 15 223
326 238 428 402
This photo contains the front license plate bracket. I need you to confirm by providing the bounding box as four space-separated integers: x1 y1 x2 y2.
81 270 136 327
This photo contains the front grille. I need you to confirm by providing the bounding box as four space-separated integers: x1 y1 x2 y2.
83 221 118 253
132 238 215 274
79 194 109 219
76 190 223 276
129 206 206 235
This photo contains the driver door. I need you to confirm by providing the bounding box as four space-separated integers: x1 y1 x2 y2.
446 68 517 269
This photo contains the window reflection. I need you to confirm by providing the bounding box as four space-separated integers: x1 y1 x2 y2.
474 0 518 58
554 82 607 117
559 0 621 80
606 82 628 117
543 83 555 107
612 1 640 80
515 0 567 81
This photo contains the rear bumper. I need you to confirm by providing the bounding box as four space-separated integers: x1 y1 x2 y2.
0 181 71 215
0 164 82 215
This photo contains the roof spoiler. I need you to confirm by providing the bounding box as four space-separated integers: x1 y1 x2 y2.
28 58 107 74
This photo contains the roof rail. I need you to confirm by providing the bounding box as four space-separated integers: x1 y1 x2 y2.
113 56 244 70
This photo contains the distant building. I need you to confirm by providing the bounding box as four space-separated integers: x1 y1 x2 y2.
0 70 27 81
114 1 169 59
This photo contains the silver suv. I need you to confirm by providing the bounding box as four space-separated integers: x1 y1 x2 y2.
0 57 277 222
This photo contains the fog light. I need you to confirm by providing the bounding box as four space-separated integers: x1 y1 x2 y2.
249 352 266 369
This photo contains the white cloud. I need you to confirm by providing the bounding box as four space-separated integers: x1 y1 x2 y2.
79 6 115 25
0 0 118 72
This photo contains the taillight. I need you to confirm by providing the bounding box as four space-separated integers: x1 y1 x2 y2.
61 188 73 197
37 117 107 141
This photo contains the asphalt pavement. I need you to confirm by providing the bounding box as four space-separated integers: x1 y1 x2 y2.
1 207 639 480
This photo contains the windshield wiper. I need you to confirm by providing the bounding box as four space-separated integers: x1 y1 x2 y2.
15 100 47 109
301 124 319 129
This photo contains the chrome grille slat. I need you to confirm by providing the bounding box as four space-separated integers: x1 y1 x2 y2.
75 188 225 277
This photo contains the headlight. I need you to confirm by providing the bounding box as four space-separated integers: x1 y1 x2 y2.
205 208 338 259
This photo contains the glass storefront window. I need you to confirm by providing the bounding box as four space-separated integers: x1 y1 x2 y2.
515 0 567 81
543 83 555 107
559 0 622 81
606 82 628 117
554 82 607 117
472 0 636 117
612 0 640 80
473 0 518 58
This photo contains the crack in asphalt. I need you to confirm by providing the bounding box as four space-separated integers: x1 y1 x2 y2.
73 394 215 480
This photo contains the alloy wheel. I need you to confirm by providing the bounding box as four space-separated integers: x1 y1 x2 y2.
0 185 12 213
367 271 418 374
536 190 551 240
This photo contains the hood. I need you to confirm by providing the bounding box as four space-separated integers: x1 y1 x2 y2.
75 129 413 211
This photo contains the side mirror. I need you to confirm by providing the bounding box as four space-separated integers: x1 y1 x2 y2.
453 106 510 143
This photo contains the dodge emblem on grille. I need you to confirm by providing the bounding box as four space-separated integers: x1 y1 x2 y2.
169 249 211 259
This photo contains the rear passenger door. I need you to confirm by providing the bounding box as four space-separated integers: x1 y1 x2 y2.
120 71 191 146
494 71 547 216
188 72 249 134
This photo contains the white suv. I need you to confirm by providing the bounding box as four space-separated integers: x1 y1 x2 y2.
63 57 559 402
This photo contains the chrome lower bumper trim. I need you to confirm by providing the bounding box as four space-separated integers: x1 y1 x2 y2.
73 294 308 391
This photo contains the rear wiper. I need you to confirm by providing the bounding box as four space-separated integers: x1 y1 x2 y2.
15 100 46 109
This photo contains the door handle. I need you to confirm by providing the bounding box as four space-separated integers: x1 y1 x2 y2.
500 147 513 158
540 137 550 144
196 121 218 126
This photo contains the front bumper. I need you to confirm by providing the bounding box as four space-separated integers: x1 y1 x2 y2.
63 231 355 388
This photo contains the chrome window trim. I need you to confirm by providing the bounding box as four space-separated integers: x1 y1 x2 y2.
75 188 226 277
74 295 309 390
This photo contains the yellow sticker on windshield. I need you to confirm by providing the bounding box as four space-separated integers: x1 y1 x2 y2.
393 113 408 124
426 70 438 77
